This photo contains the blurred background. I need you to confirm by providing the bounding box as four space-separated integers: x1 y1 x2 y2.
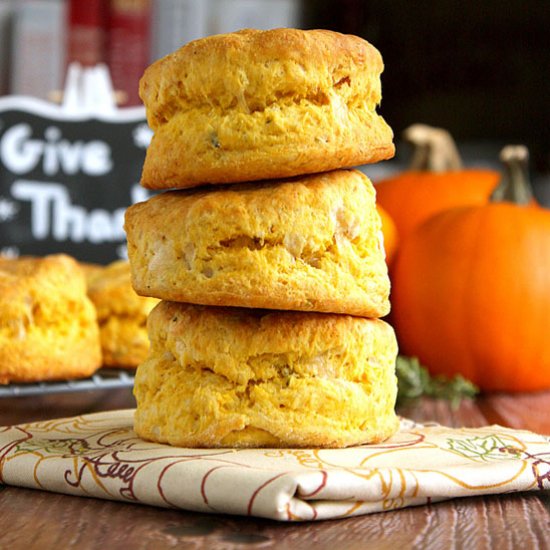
0 0 548 194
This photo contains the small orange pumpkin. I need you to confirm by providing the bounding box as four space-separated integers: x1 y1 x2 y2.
375 124 500 242
377 205 398 265
391 146 550 392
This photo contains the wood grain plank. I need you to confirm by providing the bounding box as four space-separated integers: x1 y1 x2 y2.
397 397 489 428
0 388 135 425
0 486 547 550
479 391 550 434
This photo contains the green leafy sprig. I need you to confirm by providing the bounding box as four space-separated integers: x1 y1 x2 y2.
396 355 479 408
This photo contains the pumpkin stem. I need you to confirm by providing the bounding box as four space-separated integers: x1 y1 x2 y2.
490 145 534 205
403 124 463 172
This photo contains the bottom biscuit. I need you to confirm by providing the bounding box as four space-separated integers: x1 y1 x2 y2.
134 302 399 448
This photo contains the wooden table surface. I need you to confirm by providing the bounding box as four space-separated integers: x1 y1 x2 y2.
0 388 549 550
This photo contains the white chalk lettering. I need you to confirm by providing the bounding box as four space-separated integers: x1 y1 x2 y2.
0 123 112 176
11 182 65 239
11 180 126 243
131 184 152 204
0 124 42 174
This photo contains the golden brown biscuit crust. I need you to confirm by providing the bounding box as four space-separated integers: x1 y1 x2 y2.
87 260 159 368
125 169 390 317
0 254 101 384
140 28 394 189
133 302 399 448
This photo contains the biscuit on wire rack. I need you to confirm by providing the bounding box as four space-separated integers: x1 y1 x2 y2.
86 260 159 369
0 254 101 384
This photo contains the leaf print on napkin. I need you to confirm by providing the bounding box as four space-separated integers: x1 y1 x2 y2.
15 438 90 456
445 435 521 462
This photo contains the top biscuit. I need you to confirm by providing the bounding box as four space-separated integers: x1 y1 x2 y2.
140 28 394 189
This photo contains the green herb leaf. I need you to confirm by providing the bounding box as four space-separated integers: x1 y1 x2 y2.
396 355 479 408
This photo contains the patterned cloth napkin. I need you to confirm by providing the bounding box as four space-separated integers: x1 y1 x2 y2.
0 410 548 521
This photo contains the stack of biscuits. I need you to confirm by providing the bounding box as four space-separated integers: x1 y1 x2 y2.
125 28 399 448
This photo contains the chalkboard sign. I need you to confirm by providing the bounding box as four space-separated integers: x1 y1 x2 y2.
0 95 152 264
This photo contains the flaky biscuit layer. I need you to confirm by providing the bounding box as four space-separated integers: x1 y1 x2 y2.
140 28 394 189
134 302 399 448
125 170 390 317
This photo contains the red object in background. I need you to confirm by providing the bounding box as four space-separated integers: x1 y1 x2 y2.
67 0 108 67
107 0 151 106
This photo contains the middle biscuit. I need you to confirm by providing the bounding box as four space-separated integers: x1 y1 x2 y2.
125 169 389 317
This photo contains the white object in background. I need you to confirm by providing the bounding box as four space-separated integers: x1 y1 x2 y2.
208 0 301 35
10 0 66 99
150 0 208 61
61 63 118 117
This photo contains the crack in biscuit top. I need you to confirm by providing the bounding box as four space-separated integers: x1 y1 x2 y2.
140 28 385 130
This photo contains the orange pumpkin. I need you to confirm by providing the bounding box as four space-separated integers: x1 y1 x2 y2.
377 205 398 265
391 146 550 392
376 124 499 242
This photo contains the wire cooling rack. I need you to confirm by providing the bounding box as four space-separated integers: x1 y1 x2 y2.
0 369 135 398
